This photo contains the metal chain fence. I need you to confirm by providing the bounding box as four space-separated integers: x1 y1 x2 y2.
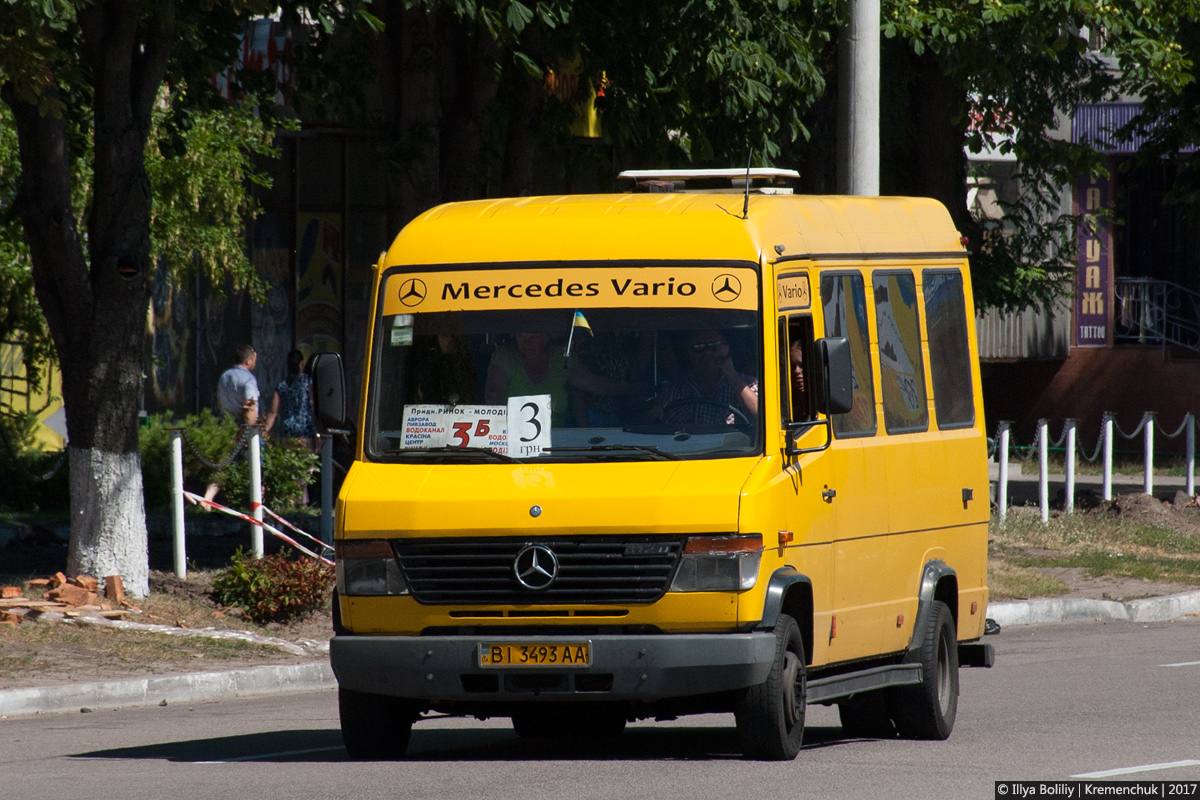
0 420 68 482
177 423 261 471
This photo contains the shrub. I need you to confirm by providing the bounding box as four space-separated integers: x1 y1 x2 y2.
139 411 318 512
211 548 334 624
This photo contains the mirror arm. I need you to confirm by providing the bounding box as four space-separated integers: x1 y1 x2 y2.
784 418 833 456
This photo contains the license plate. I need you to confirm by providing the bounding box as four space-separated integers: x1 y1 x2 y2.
478 642 591 668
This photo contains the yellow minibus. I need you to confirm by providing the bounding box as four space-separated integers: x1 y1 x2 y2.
314 171 993 760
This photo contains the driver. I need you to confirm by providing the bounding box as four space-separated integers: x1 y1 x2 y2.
657 329 758 426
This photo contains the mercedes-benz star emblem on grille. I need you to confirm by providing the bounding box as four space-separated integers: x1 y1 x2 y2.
514 544 559 590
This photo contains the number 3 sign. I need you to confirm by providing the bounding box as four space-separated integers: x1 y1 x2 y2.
506 394 552 457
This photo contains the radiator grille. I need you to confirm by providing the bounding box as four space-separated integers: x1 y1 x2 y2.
393 536 684 605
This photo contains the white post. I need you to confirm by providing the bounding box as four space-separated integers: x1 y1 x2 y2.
249 428 264 558
1065 419 1077 514
837 0 880 196
1144 412 1155 497
998 423 1011 525
321 433 334 545
1103 414 1114 502
170 429 186 579
1038 419 1049 523
1187 414 1195 497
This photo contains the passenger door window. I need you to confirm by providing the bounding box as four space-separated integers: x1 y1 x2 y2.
778 315 814 425
922 270 975 429
820 273 876 437
872 271 929 434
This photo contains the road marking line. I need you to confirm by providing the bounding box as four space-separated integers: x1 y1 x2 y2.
195 746 344 764
1160 660 1200 667
1073 760 1200 779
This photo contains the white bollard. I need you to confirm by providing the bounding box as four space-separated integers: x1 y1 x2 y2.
1144 412 1155 497
170 429 186 579
1065 419 1076 514
1038 419 1049 523
1188 414 1195 498
1103 414 1114 502
998 423 1010 525
249 428 264 558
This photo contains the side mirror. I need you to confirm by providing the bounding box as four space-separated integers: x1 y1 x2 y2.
811 337 853 416
310 352 347 432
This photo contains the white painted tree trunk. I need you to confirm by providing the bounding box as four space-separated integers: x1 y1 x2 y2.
66 446 150 598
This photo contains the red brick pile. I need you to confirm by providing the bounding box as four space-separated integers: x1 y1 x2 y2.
0 573 139 625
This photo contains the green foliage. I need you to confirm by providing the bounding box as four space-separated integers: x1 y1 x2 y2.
138 412 318 512
211 548 334 624
877 0 1200 313
222 438 320 512
146 97 293 303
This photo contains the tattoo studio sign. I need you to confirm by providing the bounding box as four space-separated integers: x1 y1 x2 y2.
1075 173 1112 347
401 394 552 457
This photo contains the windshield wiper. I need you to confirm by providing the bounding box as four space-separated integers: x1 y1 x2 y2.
544 444 678 461
385 445 520 463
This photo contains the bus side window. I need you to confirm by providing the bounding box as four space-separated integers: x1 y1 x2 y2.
778 315 814 424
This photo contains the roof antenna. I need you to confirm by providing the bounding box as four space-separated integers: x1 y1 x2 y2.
741 148 753 219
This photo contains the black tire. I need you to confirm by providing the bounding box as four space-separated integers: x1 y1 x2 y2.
339 686 417 759
511 705 627 740
734 613 807 761
887 600 959 740
837 691 896 739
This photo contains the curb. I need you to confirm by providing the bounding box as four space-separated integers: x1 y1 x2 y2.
989 589 1200 627
0 661 335 718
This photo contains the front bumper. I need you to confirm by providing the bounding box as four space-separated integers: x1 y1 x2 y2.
330 632 776 702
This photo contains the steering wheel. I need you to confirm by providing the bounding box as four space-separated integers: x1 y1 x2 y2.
661 398 753 432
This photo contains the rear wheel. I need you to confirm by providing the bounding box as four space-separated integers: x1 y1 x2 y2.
888 600 958 739
837 691 895 739
734 613 806 761
339 687 417 759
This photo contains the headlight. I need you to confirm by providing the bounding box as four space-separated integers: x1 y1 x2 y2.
335 539 408 596
669 534 762 592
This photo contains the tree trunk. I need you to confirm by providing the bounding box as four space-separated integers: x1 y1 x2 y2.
383 3 443 228
67 448 149 595
501 30 547 197
1 1 175 597
880 43 982 249
438 18 501 202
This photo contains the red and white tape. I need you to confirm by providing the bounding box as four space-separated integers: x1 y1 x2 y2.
183 491 334 565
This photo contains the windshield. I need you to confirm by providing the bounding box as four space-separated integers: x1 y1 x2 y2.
366 265 763 463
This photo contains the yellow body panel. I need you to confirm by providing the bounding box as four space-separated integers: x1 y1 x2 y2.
339 192 990 672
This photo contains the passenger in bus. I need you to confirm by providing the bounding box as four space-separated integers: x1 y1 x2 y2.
790 338 811 421
486 332 645 428
408 331 477 406
655 329 758 426
572 331 654 427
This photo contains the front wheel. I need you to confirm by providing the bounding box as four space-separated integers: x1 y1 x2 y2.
887 600 959 739
734 613 806 760
339 687 417 759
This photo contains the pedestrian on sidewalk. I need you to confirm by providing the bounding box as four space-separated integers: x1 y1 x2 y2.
267 350 315 447
204 344 265 506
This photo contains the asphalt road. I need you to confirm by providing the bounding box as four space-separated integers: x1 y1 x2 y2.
3 617 1200 800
